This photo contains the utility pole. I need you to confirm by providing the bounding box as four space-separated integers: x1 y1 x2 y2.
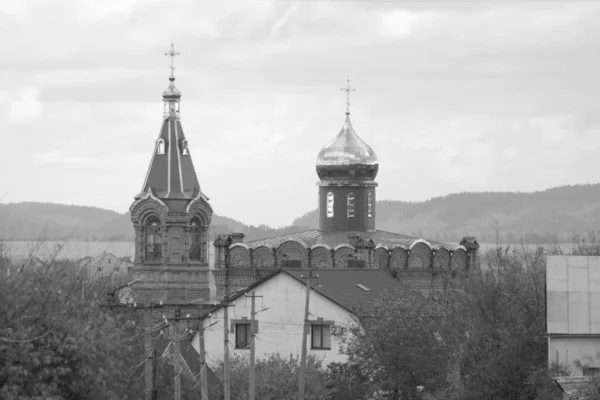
223 271 232 400
198 317 208 400
298 270 318 400
172 323 182 400
144 307 156 400
246 291 263 400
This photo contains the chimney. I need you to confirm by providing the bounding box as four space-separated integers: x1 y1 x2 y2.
230 233 245 244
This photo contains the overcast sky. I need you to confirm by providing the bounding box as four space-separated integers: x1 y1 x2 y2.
1 0 599 227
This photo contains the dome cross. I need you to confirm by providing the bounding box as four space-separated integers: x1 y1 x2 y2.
340 78 356 115
164 43 181 79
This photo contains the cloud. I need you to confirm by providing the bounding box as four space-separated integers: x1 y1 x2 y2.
31 150 100 166
1 0 600 227
379 9 442 39
9 87 42 122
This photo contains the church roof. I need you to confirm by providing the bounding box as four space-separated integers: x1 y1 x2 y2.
316 113 379 183
136 118 200 200
241 228 463 251
286 269 435 313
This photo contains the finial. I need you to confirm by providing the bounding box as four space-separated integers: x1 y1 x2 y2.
340 78 355 115
164 43 181 80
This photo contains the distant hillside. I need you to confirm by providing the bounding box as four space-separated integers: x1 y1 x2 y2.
0 202 309 242
293 184 600 244
2 184 600 244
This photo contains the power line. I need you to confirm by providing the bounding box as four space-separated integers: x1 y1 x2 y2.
255 0 600 3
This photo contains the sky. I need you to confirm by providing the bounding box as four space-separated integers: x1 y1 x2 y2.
1 0 600 228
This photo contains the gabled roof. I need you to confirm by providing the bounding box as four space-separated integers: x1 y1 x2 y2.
220 268 436 315
554 376 589 399
137 118 200 200
87 251 133 267
154 338 223 399
285 268 428 313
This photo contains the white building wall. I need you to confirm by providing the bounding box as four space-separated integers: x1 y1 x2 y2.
548 336 600 375
547 256 600 375
193 272 356 368
547 256 600 334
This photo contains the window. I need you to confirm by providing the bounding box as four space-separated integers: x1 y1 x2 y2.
327 192 334 218
347 193 355 218
189 217 202 261
114 267 120 273
181 139 189 155
311 324 331 349
145 216 162 260
367 192 373 218
97 267 103 273
235 323 250 349
157 139 165 155
108 258 111 264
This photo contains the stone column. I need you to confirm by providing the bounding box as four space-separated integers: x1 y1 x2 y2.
161 227 168 264
460 237 480 271
183 227 191 264
201 227 208 264
135 226 144 264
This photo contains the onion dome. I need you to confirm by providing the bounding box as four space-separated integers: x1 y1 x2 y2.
162 76 181 100
316 113 379 183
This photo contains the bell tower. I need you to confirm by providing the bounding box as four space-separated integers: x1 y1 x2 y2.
129 44 213 304
315 80 378 232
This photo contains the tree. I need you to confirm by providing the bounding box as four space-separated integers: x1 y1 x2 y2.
0 255 145 399
341 290 461 400
326 362 370 400
214 353 329 400
457 245 548 399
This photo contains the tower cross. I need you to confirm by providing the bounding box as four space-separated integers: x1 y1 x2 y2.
164 43 181 78
340 78 356 115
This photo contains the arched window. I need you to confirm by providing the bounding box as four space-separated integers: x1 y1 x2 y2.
145 216 162 260
327 192 334 218
157 139 165 155
181 139 189 155
347 193 355 218
367 192 373 218
189 217 202 261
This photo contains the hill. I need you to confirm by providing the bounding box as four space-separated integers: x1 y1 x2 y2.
2 184 600 244
292 184 600 244
0 202 309 243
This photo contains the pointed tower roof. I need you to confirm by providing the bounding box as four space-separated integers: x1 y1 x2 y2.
316 80 378 183
135 44 201 200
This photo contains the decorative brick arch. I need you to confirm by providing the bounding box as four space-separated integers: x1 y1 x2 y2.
451 248 468 271
253 246 275 268
374 246 390 269
130 198 168 226
433 247 451 270
276 240 309 268
186 193 213 226
408 242 432 269
229 245 251 268
390 246 408 269
310 246 333 268
334 245 355 269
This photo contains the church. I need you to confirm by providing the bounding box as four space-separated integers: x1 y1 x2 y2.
213 80 479 301
119 46 479 308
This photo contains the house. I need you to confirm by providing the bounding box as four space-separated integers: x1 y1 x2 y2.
193 268 434 368
79 251 133 281
546 255 600 376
